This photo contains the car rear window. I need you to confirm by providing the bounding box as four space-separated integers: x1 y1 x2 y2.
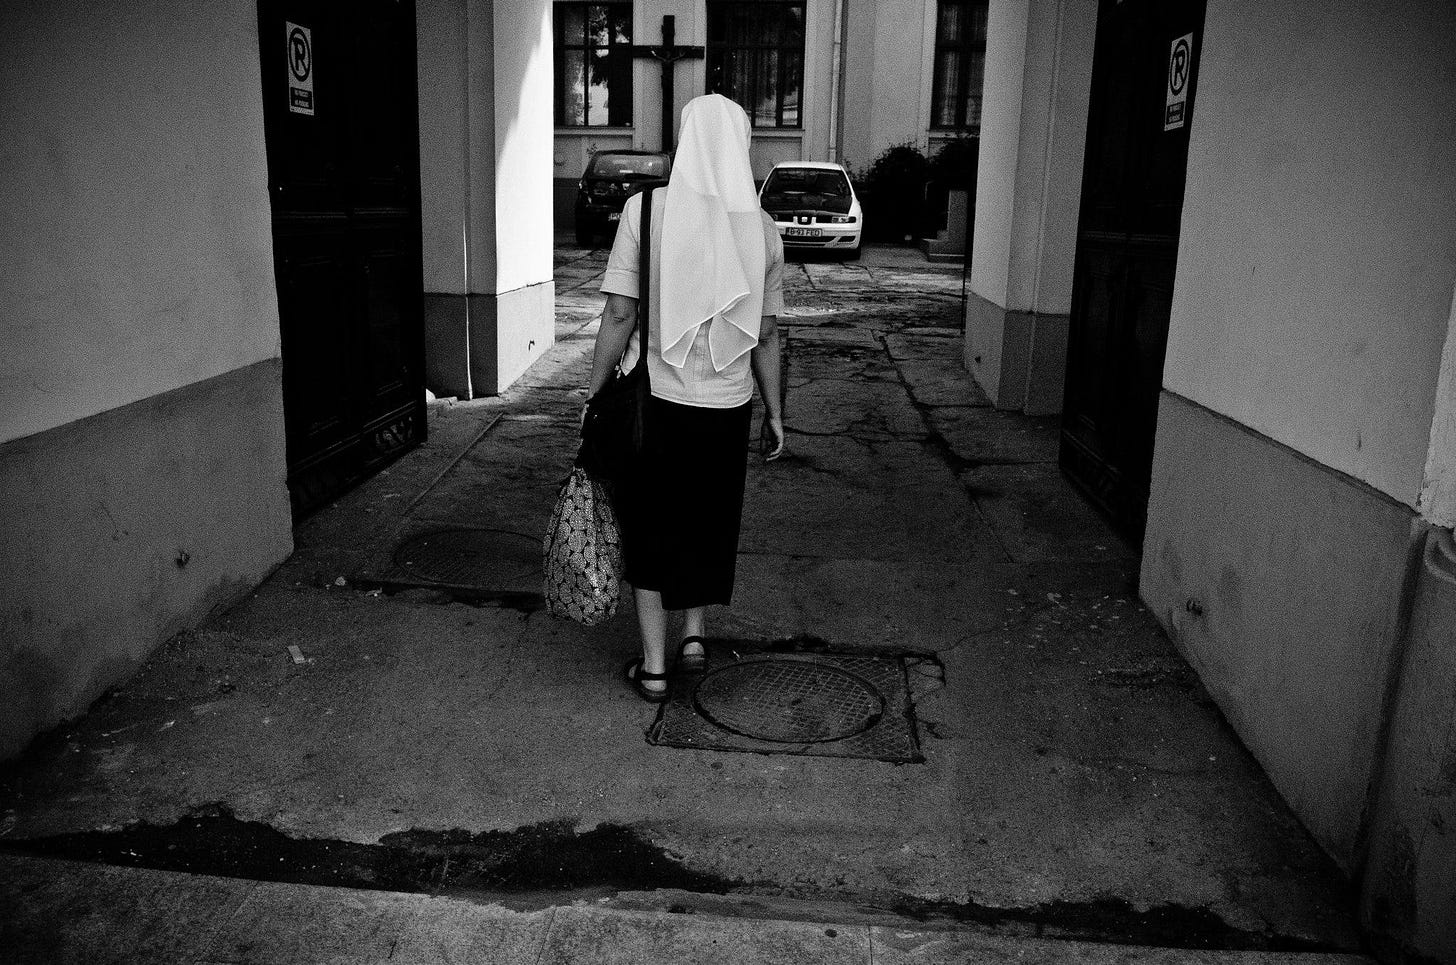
590 153 669 178
761 168 853 213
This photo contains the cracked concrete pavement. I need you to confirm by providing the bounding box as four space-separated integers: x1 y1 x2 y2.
0 243 1365 957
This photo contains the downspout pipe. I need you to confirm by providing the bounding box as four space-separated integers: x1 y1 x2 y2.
827 0 845 162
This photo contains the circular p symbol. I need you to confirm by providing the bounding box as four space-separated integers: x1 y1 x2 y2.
1168 37 1190 96
289 26 312 82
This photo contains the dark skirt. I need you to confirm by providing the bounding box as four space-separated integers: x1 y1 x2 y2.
615 396 753 610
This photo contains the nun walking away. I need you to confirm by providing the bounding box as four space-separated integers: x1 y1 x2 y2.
585 94 786 702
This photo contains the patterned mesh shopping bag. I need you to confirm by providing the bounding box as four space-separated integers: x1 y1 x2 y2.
543 467 623 626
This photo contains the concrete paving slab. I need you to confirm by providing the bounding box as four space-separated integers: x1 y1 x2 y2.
781 305 856 326
929 406 1061 465
200 879 408 964
896 357 993 408
541 905 870 965
870 928 1371 965
739 435 1002 563
800 261 878 289
787 326 882 348
0 855 249 965
884 332 966 360
406 415 579 534
725 554 1012 651
784 372 929 439
961 463 1134 564
387 898 553 965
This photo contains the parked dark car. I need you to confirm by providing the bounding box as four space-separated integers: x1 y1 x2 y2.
574 150 671 246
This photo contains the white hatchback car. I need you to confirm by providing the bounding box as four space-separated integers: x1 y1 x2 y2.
758 161 863 259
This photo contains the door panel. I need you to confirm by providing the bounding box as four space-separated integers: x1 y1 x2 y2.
1060 0 1205 539
258 0 425 519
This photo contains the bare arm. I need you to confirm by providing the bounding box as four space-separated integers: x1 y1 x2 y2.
587 293 639 401
751 314 785 460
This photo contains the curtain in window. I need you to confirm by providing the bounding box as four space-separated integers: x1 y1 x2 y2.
932 0 988 130
706 2 805 128
556 3 632 127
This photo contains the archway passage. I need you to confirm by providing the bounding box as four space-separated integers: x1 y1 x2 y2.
258 0 427 519
1060 0 1206 538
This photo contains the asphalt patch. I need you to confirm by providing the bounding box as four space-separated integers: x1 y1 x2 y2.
1 806 1359 953
2 804 731 903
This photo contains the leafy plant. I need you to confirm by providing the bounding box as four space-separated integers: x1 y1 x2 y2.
929 136 979 192
859 143 929 243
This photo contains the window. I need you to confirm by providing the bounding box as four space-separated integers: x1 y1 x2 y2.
706 1 805 128
931 1 988 130
555 3 633 127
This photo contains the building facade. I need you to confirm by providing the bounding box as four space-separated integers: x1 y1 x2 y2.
1 0 557 760
550 0 990 222
967 1 1456 958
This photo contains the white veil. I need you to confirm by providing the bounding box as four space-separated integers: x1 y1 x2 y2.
658 94 767 371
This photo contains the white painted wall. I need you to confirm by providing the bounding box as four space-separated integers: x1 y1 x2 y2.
0 0 280 445
970 0 1094 312
1163 0 1456 507
866 0 933 163
836 0 878 172
969 0 1030 309
1005 0 1094 314
494 0 556 293
421 0 554 296
839 0 975 173
418 0 474 295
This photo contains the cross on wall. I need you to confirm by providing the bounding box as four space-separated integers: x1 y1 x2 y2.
630 15 704 153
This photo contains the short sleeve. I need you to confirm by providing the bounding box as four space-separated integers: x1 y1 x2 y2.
761 214 785 317
599 193 642 298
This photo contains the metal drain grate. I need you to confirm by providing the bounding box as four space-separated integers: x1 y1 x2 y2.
649 647 923 763
693 661 884 743
387 528 540 589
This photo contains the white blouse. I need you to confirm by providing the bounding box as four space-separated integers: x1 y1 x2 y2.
600 190 785 409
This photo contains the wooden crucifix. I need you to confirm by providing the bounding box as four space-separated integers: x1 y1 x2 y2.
631 15 704 153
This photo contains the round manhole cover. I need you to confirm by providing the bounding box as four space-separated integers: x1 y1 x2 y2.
392 529 539 586
692 660 885 744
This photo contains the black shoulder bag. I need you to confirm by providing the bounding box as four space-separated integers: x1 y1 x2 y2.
580 186 655 482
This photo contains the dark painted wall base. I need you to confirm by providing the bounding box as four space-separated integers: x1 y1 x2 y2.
962 291 1069 416
1141 389 1456 964
0 360 294 760
423 283 556 400
1141 390 1414 866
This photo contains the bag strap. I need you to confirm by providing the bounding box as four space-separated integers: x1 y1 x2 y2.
636 187 653 383
627 187 654 450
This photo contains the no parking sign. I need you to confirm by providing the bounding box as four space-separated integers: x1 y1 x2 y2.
287 21 315 116
1164 32 1193 131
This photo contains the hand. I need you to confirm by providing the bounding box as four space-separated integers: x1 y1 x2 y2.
759 412 785 462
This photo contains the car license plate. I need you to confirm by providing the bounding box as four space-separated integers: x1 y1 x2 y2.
785 227 821 238
607 212 621 222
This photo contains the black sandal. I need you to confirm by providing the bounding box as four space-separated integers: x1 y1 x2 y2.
623 657 670 703
677 636 708 674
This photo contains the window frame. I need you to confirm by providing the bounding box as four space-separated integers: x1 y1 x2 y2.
554 1 634 128
705 0 807 130
929 0 989 131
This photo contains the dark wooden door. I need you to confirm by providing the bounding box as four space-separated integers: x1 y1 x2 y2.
1060 0 1204 539
258 0 426 519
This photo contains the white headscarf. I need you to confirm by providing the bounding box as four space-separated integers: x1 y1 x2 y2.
658 94 767 371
